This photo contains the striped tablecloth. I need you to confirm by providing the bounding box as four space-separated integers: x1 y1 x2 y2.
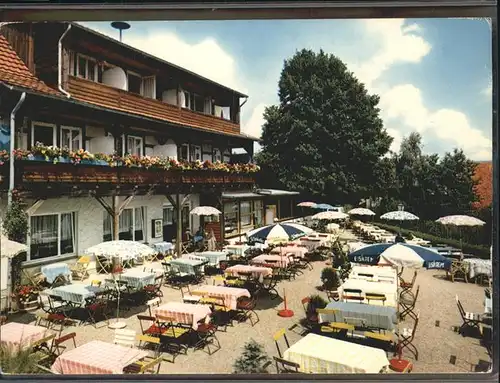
320 301 398 331
41 262 73 284
191 285 251 310
50 284 104 305
339 279 398 307
224 264 273 282
463 258 492 279
250 254 291 268
154 302 211 330
119 270 155 289
51 340 148 374
0 323 51 349
169 258 205 275
283 333 390 373
270 246 308 258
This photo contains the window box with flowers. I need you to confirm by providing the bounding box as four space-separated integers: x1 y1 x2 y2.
12 285 39 311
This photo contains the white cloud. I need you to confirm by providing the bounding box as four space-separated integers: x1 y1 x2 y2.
243 103 267 140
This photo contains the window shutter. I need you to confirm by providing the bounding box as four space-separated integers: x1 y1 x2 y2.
141 76 156 99
204 97 212 114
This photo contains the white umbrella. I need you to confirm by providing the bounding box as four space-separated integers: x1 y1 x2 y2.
378 244 425 269
85 240 157 260
284 223 315 234
348 208 376 216
312 211 349 220
435 215 486 227
297 201 316 207
0 234 28 258
190 206 222 216
380 211 419 221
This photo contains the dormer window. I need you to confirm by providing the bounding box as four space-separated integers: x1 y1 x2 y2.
76 54 97 82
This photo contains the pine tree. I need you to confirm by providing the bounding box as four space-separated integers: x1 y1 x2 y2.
233 339 270 374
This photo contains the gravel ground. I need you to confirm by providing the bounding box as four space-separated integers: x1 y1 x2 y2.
12 230 490 375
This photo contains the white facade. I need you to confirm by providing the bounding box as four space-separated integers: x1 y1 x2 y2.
1 194 200 266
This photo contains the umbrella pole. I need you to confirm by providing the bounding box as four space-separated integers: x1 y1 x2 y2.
109 260 126 329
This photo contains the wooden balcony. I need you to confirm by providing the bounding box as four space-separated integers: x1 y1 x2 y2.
67 76 241 136
1 161 255 197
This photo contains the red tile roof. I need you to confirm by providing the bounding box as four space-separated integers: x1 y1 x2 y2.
0 34 61 96
472 161 492 209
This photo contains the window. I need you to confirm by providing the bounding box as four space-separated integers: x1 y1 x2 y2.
128 72 142 95
103 207 146 242
123 135 143 156
30 213 76 260
31 122 56 147
76 54 97 82
240 201 252 227
190 145 201 161
182 205 191 233
61 126 82 151
213 148 222 162
223 202 238 236
163 207 174 225
254 200 264 226
223 148 231 163
183 91 204 112
179 144 189 161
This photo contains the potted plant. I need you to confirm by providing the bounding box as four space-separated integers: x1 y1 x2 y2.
12 285 39 311
306 294 327 318
233 339 270 374
321 267 340 291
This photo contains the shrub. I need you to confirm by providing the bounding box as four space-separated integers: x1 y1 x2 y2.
233 339 270 374
321 267 340 290
306 294 327 317
0 344 46 374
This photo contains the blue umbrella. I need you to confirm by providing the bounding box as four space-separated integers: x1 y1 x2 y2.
246 223 309 242
314 203 335 210
348 243 452 270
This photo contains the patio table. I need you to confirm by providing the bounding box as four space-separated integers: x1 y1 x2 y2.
224 264 273 282
193 251 228 266
169 258 205 275
224 245 249 257
0 323 51 349
119 269 155 289
270 245 308 258
51 340 148 374
250 254 291 268
339 279 398 307
320 301 398 331
49 284 104 305
152 241 173 254
283 333 390 373
191 285 250 310
463 258 492 279
154 302 211 330
349 265 397 283
41 262 72 284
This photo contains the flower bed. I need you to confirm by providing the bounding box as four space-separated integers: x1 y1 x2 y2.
0 143 259 174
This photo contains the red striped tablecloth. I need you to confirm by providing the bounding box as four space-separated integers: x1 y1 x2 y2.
270 245 308 258
224 264 273 282
0 323 50 349
191 285 251 310
250 254 291 268
51 340 148 374
154 302 211 330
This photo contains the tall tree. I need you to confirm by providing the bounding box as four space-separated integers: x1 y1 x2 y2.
258 49 393 204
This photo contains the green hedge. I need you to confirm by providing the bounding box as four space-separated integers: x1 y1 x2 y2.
373 222 491 259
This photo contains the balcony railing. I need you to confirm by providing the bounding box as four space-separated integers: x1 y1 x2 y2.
67 76 241 136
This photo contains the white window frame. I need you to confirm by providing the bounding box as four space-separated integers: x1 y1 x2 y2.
123 134 143 156
127 70 143 95
213 147 222 162
163 206 174 225
179 143 190 161
103 207 146 242
190 145 201 162
76 53 98 82
28 211 77 261
60 126 83 151
31 121 57 147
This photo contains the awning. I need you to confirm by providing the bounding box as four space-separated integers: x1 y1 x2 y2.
256 189 300 196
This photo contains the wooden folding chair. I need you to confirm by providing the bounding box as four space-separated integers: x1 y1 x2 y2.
273 356 301 373
157 317 190 362
449 260 469 283
273 328 290 358
95 255 112 274
147 297 161 316
136 334 162 356
366 293 387 306
124 355 163 374
342 288 364 303
53 332 77 356
455 295 482 335
193 315 221 355
180 284 201 304
399 286 420 320
71 256 91 280
236 296 259 326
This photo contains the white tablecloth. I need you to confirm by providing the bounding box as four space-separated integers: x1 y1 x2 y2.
41 263 73 284
463 258 492 279
339 278 398 307
284 333 390 373
349 265 398 283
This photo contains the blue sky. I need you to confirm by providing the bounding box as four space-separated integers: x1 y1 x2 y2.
85 18 492 160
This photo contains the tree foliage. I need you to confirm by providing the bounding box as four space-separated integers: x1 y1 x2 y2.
2 199 28 243
257 49 393 204
233 339 270 374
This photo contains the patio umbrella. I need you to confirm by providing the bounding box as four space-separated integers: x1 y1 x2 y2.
312 211 349 220
190 206 222 216
284 223 315 234
435 215 486 251
85 240 157 260
246 223 309 242
348 243 451 270
380 211 419 221
348 208 376 216
0 234 28 258
297 201 316 207
313 203 335 210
